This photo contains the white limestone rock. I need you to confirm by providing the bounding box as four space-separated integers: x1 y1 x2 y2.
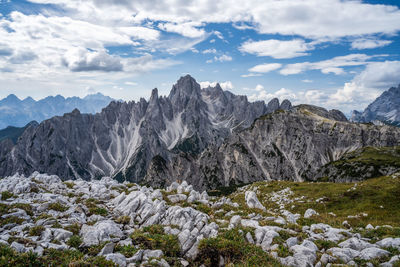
244 191 266 211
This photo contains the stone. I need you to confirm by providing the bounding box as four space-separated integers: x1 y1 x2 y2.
286 237 298 248
244 191 266 211
327 247 360 263
246 232 255 244
366 224 374 230
80 220 123 246
376 238 400 249
304 209 318 218
359 247 390 260
105 253 127 267
11 242 26 253
228 215 241 229
52 228 73 242
98 242 115 256
339 237 376 251
167 194 187 203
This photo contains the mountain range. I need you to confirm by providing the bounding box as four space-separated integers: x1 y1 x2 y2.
0 92 114 129
351 84 400 127
1 75 400 190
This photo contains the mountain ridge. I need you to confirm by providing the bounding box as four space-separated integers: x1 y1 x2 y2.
1 75 399 190
0 92 114 129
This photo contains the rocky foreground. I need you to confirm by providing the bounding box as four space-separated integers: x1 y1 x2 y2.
0 173 400 266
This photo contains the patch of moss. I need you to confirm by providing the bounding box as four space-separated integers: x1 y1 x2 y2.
115 215 130 225
66 235 82 249
48 202 68 212
64 223 81 235
29 225 45 236
114 244 138 257
1 191 14 200
196 228 282 267
131 225 180 257
1 216 24 226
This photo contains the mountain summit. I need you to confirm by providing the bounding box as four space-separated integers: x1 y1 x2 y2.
351 84 400 126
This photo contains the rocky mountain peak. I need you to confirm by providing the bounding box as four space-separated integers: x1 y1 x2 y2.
351 84 400 126
169 75 201 100
149 88 159 102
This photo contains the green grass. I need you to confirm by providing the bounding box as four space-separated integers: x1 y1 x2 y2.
64 223 81 235
66 235 82 249
48 202 68 212
28 225 45 236
0 245 115 267
114 244 138 257
131 225 180 257
197 228 283 267
1 191 14 200
249 175 400 228
85 198 108 216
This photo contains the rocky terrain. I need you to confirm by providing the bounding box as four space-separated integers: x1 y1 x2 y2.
1 172 399 266
0 93 114 129
351 84 400 127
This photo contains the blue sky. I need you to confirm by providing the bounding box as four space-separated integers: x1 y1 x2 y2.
0 0 400 113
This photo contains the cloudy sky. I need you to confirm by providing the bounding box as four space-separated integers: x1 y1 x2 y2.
0 0 400 113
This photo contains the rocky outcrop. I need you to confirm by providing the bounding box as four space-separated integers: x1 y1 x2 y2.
351 84 400 127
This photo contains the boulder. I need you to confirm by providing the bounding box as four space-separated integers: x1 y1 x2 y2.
245 191 266 211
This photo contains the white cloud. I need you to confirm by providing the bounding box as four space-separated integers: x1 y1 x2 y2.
239 39 313 59
351 38 392 49
241 73 262 78
124 81 138 86
248 63 282 73
301 79 313 83
214 55 232 62
158 21 205 38
328 60 400 110
200 81 233 90
202 48 217 54
248 86 298 103
27 0 400 40
62 48 123 72
248 61 400 113
280 54 384 75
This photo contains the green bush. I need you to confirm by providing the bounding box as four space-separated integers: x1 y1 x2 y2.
88 207 108 216
67 235 82 249
114 244 138 257
1 191 14 200
0 216 24 226
115 215 130 225
131 225 180 257
64 223 81 235
29 225 45 236
48 202 68 212
197 229 283 267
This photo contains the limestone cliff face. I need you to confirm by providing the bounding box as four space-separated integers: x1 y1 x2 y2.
144 105 400 190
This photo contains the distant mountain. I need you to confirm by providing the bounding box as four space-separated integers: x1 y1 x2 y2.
0 121 38 144
351 84 400 127
0 93 114 129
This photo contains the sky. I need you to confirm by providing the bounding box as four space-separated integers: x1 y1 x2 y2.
0 0 400 113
